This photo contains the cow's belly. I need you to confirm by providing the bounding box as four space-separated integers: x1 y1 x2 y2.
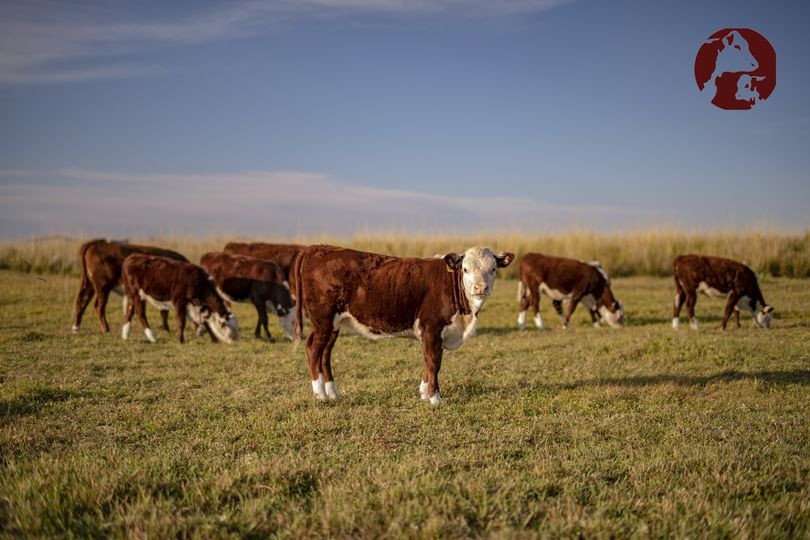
697 281 728 298
441 312 478 351
139 290 173 311
539 282 570 302
333 312 419 340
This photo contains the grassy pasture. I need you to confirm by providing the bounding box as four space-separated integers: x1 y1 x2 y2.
1 270 809 537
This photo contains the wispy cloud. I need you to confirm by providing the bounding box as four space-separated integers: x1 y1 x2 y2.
0 0 572 84
0 167 662 236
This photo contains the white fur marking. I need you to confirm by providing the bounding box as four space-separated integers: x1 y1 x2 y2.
144 327 157 343
429 392 442 406
121 321 131 339
539 282 569 302
697 281 727 299
517 310 526 329
312 373 326 400
672 317 679 329
441 311 478 350
689 318 698 331
419 380 429 400
325 381 338 400
533 313 543 329
72 325 80 334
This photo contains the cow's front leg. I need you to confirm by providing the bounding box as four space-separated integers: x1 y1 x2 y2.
734 307 741 329
420 329 443 405
160 310 171 332
562 293 582 329
719 294 739 330
305 325 332 400
686 292 698 330
175 303 187 343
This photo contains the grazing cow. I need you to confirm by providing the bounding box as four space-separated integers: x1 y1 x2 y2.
223 242 304 293
121 254 239 344
200 252 295 340
673 254 774 330
517 253 624 330
72 239 188 334
293 245 514 405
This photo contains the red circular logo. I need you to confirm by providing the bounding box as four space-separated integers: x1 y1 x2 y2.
694 28 776 110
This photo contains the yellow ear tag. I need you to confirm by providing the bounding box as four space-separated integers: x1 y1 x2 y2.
447 266 454 272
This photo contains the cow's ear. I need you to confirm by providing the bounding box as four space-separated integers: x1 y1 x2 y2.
443 253 464 270
763 305 774 313
495 251 515 268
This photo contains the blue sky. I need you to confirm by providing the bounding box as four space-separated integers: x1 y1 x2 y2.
1 0 808 236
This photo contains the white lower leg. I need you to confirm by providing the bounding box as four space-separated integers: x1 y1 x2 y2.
689 318 698 331
72 325 80 334
419 380 429 400
144 327 156 343
534 313 544 329
517 310 526 329
121 321 131 339
312 373 326 400
672 317 679 329
429 391 442 406
324 380 338 400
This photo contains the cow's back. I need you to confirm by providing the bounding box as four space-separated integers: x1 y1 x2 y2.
521 252 603 292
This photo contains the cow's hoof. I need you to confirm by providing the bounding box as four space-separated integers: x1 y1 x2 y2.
312 374 327 400
419 380 429 400
144 328 157 343
325 381 339 400
71 325 80 334
672 318 679 330
429 392 442 406
121 322 131 340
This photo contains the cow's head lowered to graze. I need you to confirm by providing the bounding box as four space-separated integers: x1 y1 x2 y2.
443 247 515 311
189 291 239 344
753 303 774 328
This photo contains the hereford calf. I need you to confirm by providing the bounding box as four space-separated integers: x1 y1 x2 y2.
673 254 774 330
72 239 188 333
294 245 514 405
121 254 239 344
517 253 624 330
224 242 304 294
200 252 295 340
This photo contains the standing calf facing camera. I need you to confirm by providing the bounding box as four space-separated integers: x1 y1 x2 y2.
293 245 514 405
673 254 774 330
121 254 239 344
517 253 624 329
200 252 295 340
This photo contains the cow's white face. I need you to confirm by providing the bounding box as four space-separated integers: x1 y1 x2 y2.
445 247 514 311
598 301 625 329
754 305 774 329
206 310 239 343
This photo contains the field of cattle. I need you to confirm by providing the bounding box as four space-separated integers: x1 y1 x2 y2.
1 233 809 536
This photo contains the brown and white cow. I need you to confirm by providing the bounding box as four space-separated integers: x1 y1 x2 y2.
72 239 188 334
517 253 624 330
673 254 774 330
293 245 514 405
200 252 295 340
223 242 304 293
121 254 239 344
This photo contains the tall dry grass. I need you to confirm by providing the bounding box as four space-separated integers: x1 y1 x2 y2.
1 230 808 279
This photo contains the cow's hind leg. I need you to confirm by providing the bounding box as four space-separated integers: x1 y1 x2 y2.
720 294 740 330
531 289 543 329
321 330 340 400
305 322 332 400
175 303 187 343
72 281 95 333
253 299 270 340
122 295 135 340
160 310 171 332
673 279 687 329
686 292 699 330
94 284 113 333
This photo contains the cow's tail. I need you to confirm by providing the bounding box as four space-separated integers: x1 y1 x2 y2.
292 248 305 349
517 279 527 303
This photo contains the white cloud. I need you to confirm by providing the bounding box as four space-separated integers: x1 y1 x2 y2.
0 167 662 236
0 0 573 84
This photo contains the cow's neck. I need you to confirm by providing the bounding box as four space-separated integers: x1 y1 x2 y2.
451 268 473 316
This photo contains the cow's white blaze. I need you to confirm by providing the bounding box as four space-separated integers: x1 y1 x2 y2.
460 247 502 309
598 304 624 328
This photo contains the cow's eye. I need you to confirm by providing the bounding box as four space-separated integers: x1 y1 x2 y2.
463 268 469 274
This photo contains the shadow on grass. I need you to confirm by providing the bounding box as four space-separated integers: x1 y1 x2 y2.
0 387 78 425
556 369 810 390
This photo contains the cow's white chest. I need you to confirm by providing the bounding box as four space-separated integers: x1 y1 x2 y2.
697 281 727 298
139 290 173 311
539 282 570 302
441 312 478 351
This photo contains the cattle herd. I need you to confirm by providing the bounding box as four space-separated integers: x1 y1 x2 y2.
70 239 775 405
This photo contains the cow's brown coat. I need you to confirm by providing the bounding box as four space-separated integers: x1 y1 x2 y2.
72 239 188 333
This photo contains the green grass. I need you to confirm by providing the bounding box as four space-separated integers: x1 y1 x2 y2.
1 270 809 537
